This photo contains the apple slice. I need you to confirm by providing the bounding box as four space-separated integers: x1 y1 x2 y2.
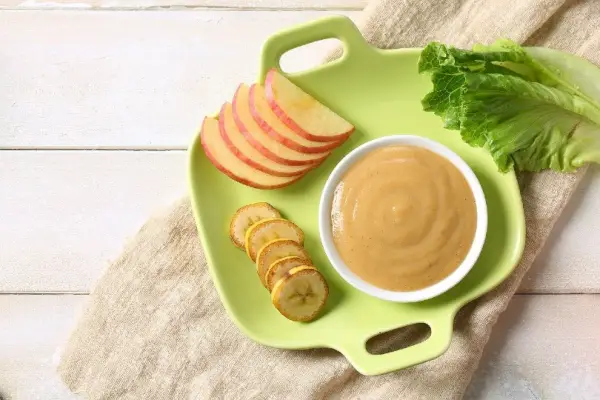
233 84 330 167
249 84 345 154
200 118 303 190
219 103 310 177
265 68 354 142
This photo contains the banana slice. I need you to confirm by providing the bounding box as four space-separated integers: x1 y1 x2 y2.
245 218 304 262
265 255 312 292
229 202 281 249
271 266 328 322
256 240 311 288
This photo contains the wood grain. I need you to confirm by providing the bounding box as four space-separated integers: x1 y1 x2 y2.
0 295 82 399
0 151 187 292
0 152 599 293
0 0 366 10
0 294 597 399
521 165 600 294
0 10 357 149
0 4 596 400
2 9 598 292
466 294 600 399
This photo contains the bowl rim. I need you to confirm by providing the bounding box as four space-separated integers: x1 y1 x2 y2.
318 135 488 303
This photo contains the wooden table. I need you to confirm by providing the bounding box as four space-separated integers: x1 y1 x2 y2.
0 1 598 399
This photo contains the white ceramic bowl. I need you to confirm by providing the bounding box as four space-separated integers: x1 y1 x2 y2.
318 135 488 303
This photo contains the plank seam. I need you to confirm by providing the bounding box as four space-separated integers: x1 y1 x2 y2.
0 292 598 295
0 6 363 11
0 147 187 151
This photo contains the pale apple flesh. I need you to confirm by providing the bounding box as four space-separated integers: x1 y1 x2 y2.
265 68 354 142
249 84 344 154
232 84 329 166
219 103 310 177
200 118 303 189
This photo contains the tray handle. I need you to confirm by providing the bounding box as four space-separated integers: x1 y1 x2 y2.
338 311 454 376
259 15 370 81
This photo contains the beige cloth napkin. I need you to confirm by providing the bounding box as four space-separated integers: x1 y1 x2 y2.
58 0 600 398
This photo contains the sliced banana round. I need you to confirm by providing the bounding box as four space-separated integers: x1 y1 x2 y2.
265 255 312 292
229 202 281 249
256 242 311 288
271 266 328 322
245 218 304 262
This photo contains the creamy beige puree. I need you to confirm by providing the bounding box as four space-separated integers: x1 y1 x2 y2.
331 145 477 291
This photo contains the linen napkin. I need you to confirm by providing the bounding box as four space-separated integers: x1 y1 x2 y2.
58 0 600 398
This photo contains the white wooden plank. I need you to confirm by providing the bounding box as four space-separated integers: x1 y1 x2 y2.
467 295 600 399
0 10 358 148
0 294 596 399
1 152 600 293
0 151 187 292
520 164 600 294
0 0 366 9
0 295 82 400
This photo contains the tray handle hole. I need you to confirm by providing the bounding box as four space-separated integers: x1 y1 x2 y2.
279 39 343 75
366 323 431 355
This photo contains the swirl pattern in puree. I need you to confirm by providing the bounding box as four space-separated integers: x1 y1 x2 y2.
331 145 477 292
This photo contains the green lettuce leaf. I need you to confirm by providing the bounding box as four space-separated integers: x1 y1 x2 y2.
418 40 600 172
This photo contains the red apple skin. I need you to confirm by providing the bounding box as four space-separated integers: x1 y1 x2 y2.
249 84 343 154
232 85 327 167
218 105 309 178
200 118 303 190
264 69 354 143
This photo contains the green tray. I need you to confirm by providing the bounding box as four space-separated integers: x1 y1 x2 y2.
188 15 526 376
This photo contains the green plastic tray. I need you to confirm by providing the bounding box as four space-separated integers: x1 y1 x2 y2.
188 15 526 376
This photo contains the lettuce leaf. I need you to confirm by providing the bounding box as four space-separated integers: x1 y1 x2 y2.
418 40 600 172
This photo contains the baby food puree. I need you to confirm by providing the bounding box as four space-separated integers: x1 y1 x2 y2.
331 145 477 291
